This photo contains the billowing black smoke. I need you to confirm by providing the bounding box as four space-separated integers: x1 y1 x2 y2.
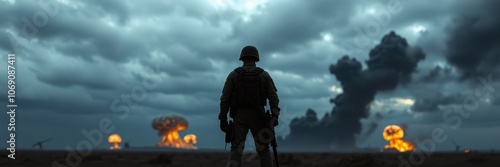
445 0 500 79
280 31 425 150
328 31 425 148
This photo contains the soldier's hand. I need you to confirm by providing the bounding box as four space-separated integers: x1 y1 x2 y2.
269 107 280 127
218 114 228 132
271 107 280 117
270 115 279 127
220 119 228 132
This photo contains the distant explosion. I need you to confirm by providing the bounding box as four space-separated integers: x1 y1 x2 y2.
382 125 414 152
152 115 197 149
108 134 122 150
183 134 197 145
281 31 425 150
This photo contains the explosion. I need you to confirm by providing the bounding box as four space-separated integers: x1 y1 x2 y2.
383 125 414 152
108 134 122 150
183 134 197 145
152 115 197 149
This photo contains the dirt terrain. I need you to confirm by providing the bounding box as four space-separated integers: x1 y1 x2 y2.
1 150 499 167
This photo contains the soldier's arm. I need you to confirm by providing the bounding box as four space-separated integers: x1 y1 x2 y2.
263 71 280 115
219 71 236 120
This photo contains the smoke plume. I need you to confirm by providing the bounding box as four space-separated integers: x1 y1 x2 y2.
281 31 425 150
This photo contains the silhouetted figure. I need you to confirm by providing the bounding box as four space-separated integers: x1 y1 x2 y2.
32 138 52 150
124 141 130 149
451 139 462 152
219 45 280 167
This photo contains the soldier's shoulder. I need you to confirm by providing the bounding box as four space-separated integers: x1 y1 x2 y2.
258 67 269 75
226 70 238 78
257 68 271 77
254 66 266 72
229 70 238 76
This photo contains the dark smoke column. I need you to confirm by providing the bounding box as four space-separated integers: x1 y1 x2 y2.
328 31 425 149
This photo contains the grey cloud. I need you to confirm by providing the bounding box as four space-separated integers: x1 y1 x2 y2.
85 0 131 24
231 0 355 55
411 93 463 112
0 91 110 115
140 44 216 77
444 0 500 79
37 18 149 63
383 0 459 28
33 66 117 90
420 65 453 83
262 45 345 78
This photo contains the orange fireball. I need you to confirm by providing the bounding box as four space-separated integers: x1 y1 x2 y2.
152 115 197 149
183 134 197 145
383 125 414 152
108 134 122 150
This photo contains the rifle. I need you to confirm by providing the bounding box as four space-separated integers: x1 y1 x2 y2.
225 120 234 150
265 110 280 167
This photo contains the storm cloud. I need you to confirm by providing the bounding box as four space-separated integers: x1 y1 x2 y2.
0 0 498 151
444 0 500 79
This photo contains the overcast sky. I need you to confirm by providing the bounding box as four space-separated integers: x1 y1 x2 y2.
0 0 499 151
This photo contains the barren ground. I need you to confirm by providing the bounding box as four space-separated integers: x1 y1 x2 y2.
1 150 499 167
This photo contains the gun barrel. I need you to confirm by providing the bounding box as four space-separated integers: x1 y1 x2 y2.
272 143 279 167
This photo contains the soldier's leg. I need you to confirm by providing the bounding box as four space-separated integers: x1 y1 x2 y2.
250 124 273 167
227 122 249 167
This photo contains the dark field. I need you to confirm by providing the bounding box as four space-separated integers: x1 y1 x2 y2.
1 150 499 167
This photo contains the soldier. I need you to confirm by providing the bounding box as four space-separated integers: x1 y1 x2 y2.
219 45 280 167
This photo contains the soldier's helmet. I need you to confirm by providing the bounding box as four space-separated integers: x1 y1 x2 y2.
239 45 259 61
